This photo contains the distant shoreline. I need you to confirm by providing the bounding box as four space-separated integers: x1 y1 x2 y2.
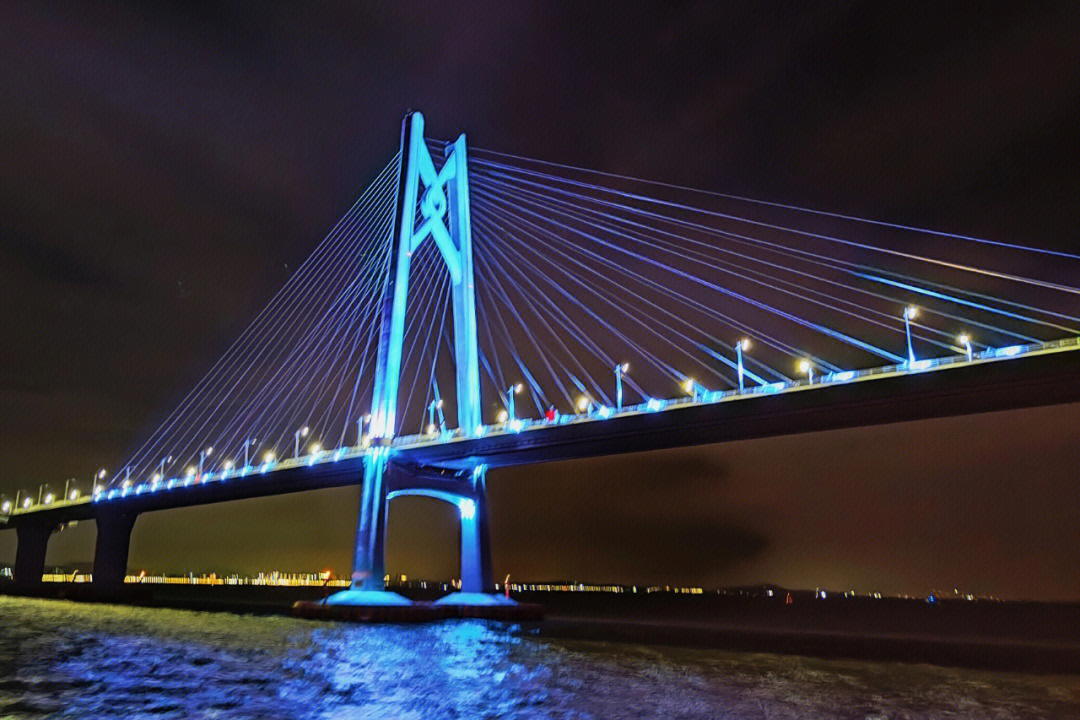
3 582 1078 674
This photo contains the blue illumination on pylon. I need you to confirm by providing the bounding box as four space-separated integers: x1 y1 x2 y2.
368 112 481 441
352 112 484 593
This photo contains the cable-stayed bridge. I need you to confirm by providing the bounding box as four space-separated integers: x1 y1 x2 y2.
4 112 1080 605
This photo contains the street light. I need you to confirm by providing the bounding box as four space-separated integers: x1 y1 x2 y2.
263 450 276 464
496 409 509 423
243 439 257 468
614 363 629 411
309 442 322 455
198 446 213 478
427 401 443 435
576 395 593 414
903 306 918 365
1 500 10 514
358 414 372 447
957 333 973 362
682 377 703 401
735 338 751 393
798 359 815 385
222 459 234 471
68 488 79 501
294 426 309 458
505 383 523 422
43 492 54 505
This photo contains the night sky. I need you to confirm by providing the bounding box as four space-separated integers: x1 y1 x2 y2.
2 3 1079 600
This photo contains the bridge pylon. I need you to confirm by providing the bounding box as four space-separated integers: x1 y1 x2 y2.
337 112 504 606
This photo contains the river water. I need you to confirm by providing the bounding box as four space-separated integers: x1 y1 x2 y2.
0 596 1077 719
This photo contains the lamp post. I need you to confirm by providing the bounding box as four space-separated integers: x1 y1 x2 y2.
157 456 172 481
427 400 443 434
957 333 973 362
903 306 918 365
243 438 257 468
506 383 523 422
93 468 106 496
198 447 213 478
735 338 750 393
614 362 629 411
294 426 309 458
799 359 815 385
576 395 593 414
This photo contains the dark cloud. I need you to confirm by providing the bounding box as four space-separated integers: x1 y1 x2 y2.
2 2 1080 599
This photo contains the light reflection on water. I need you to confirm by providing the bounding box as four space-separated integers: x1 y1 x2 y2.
0 596 1077 719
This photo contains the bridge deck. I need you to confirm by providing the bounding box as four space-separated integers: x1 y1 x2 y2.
3 338 1079 528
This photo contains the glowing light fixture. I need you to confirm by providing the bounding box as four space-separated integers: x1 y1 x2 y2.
903 306 918 365
798 359 814 385
735 338 750 393
957 333 973 362
294 426 309 458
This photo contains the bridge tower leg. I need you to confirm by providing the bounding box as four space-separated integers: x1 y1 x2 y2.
458 466 493 594
335 111 485 606
13 520 53 591
92 510 138 598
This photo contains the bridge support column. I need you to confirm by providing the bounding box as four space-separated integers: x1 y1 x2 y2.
434 465 514 607
326 449 411 606
14 520 53 591
92 510 137 598
459 467 492 594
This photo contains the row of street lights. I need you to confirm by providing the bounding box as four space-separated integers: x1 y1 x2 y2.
7 306 982 513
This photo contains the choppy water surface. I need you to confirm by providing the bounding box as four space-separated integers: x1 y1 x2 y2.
0 597 1077 719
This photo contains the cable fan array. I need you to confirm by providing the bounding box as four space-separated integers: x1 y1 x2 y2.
78 140 1080 494
455 142 1079 422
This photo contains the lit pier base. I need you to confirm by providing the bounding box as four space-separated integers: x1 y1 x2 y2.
14 520 54 591
92 510 138 598
313 460 539 620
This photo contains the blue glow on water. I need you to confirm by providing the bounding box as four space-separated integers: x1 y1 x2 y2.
0 596 1073 718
